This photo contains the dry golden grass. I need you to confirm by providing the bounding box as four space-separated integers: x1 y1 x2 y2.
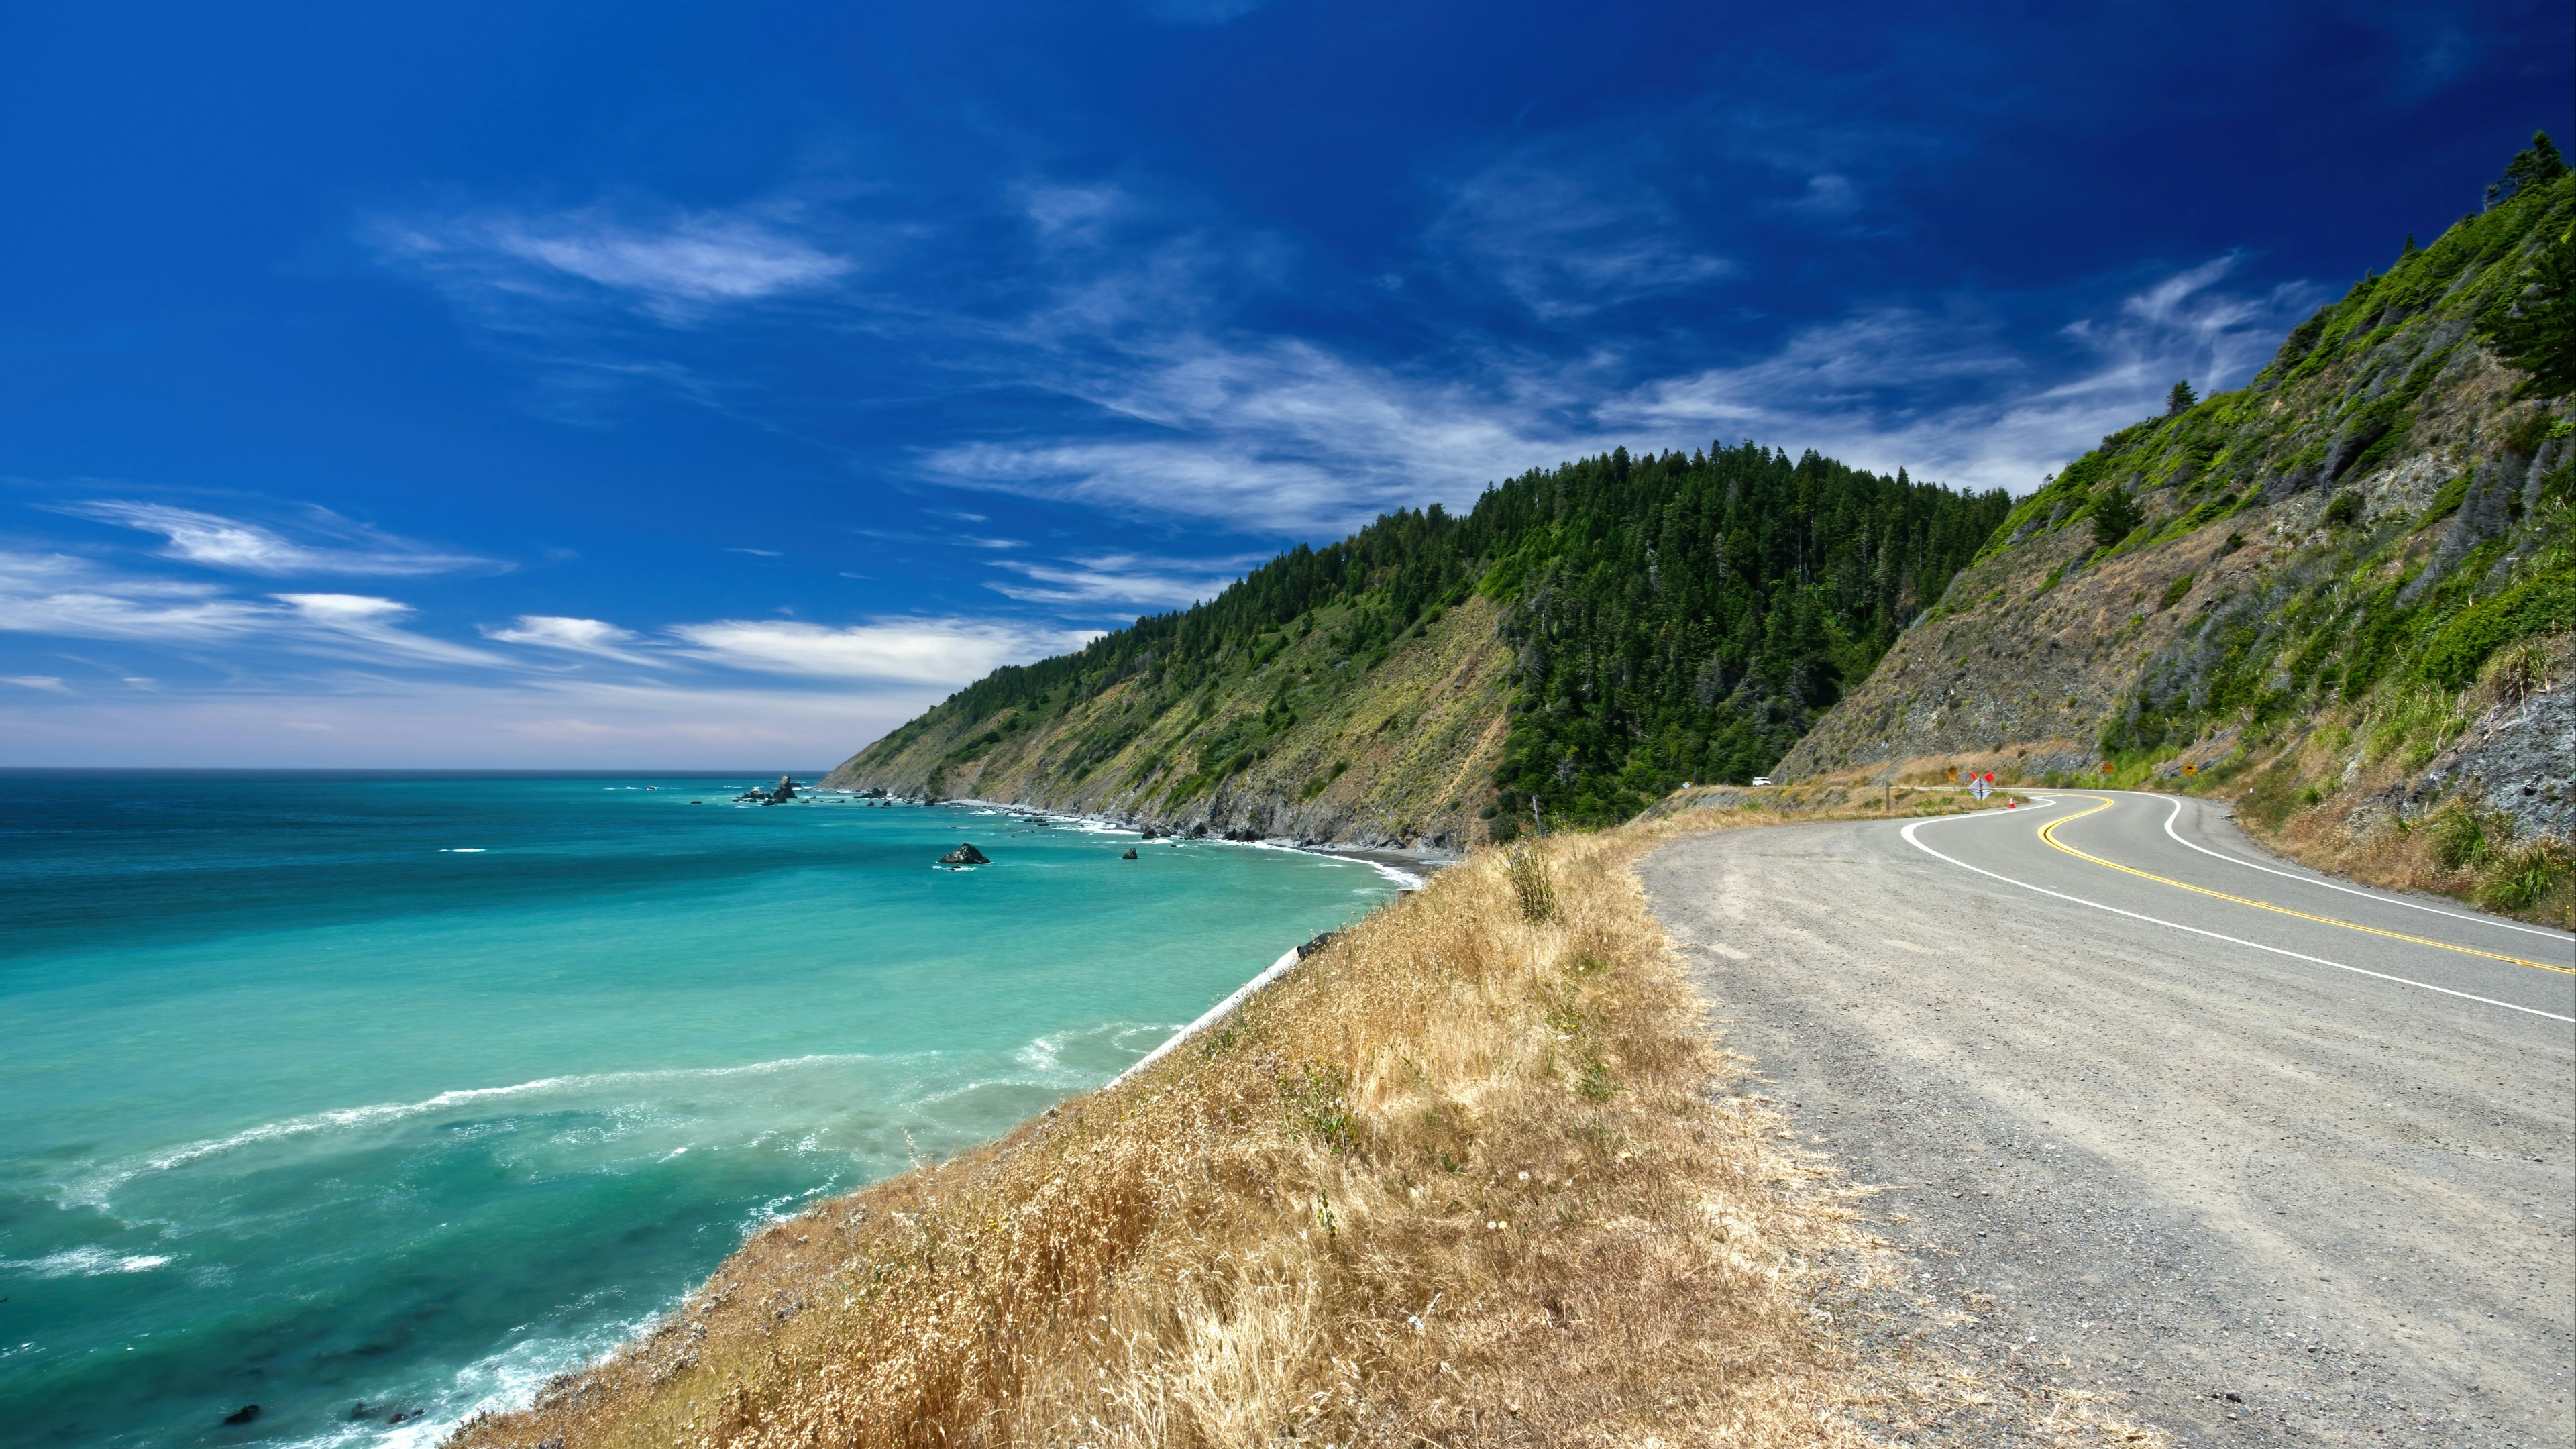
449 796 2108 1449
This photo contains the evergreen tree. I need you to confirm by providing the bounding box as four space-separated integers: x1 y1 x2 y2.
2090 486 2141 551
2165 379 2198 415
2486 131 2568 208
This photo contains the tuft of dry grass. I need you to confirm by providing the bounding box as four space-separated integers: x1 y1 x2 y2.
449 794 2109 1449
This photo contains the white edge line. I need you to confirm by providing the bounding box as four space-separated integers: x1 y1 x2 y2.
1106 946 1305 1090
2147 794 2574 943
1900 809 2575 1024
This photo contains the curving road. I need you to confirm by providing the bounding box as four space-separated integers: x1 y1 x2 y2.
1640 792 2574 1448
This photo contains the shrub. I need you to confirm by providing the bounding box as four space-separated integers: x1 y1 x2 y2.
2477 839 2573 916
2429 804 2510 873
2323 492 2361 526
1505 841 1558 921
2418 567 2576 688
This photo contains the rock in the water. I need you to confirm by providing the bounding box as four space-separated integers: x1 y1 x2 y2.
223 1406 262 1426
1121 848 1138 859
1139 825 1163 839
938 843 990 865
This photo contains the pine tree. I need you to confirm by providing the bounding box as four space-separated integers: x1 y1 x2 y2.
2091 487 2142 551
2486 131 2568 209
2165 379 2198 415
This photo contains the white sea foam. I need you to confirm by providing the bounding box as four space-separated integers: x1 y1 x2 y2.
275 1299 677 1449
1014 1028 1072 1072
68 1053 909 1207
1 1247 173 1277
1359 859 1426 889
437 847 486 853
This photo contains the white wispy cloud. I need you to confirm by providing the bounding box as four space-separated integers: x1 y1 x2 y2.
924 336 1561 530
372 203 853 325
1429 159 1730 320
3 674 70 692
665 616 1100 684
0 553 508 669
1608 258 2316 492
1781 173 1861 217
481 614 661 665
272 594 509 667
59 502 492 576
0 551 279 643
984 551 1256 609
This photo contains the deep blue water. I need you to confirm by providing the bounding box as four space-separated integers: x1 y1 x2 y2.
0 773 1401 1448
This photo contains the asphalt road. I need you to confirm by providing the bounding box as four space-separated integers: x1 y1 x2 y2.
1639 792 2575 1448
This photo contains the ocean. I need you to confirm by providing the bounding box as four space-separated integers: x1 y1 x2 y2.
0 772 1405 1448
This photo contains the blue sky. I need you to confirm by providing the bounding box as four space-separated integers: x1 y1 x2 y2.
3 1 2566 767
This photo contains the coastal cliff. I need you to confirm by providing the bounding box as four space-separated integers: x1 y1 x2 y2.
828 591 1515 851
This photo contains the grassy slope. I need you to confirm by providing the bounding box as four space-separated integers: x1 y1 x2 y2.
451 795 2106 1449
1780 175 2575 922
826 592 1514 849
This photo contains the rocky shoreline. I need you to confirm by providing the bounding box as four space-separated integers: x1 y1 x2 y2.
920 794 1456 881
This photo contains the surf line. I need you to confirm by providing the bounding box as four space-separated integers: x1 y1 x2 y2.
2037 794 2569 975
1108 946 1305 1090
1900 808 2574 1024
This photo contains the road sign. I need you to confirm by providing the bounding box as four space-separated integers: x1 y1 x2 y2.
1970 777 1992 800
2182 762 2198 777
2100 761 2115 775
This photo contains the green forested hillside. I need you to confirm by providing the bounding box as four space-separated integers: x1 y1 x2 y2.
1782 137 2572 918
1477 450 2005 823
831 443 2007 839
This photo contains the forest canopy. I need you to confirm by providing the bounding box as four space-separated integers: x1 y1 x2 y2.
894 441 2010 828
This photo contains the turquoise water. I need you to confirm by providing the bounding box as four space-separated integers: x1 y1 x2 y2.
0 773 1401 1448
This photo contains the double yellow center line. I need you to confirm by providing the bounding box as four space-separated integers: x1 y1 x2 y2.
2036 794 2573 976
